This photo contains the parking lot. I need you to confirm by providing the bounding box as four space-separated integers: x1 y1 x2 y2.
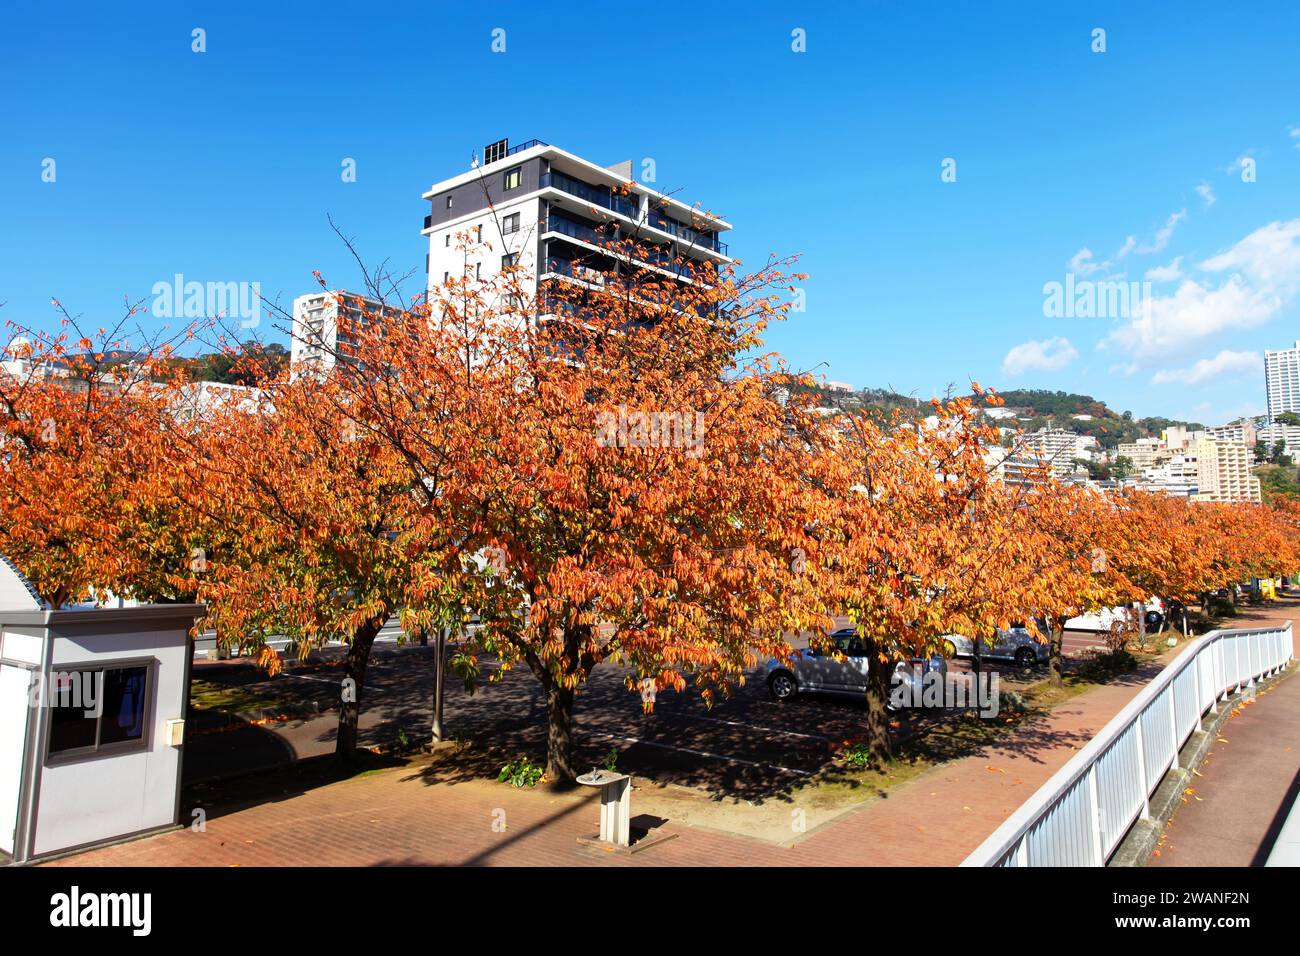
185 625 1116 798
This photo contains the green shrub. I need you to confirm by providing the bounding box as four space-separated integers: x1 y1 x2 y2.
998 690 1029 715
497 756 545 788
1076 648 1137 682
843 743 873 768
602 746 620 772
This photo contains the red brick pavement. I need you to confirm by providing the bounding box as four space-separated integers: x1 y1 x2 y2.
49 602 1296 868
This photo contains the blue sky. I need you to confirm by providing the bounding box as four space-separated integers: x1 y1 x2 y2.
2 1 1299 425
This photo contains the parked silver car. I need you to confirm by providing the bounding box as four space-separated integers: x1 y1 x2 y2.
940 626 1047 668
766 628 935 702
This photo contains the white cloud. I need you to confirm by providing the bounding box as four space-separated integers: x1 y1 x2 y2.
1001 337 1079 377
1290 127 1300 149
1196 182 1216 206
1151 350 1262 386
1069 247 1106 276
1200 219 1300 285
1145 256 1184 282
1136 209 1186 255
1101 218 1300 362
1225 152 1255 175
1073 210 1187 277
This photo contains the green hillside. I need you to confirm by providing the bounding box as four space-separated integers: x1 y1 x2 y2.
799 384 1208 450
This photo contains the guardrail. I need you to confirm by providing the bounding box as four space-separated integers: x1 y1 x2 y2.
960 621 1294 867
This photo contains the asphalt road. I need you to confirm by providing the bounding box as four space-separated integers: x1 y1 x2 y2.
185 626 1115 799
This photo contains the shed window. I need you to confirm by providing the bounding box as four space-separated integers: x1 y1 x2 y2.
47 664 150 758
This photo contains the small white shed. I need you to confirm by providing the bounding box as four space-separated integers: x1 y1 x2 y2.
0 558 203 863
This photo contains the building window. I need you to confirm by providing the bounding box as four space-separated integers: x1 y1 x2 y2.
443 272 450 283
445 235 450 247
502 253 518 269
476 262 482 279
446 196 453 210
47 663 151 760
504 166 522 190
503 213 520 235
476 224 483 243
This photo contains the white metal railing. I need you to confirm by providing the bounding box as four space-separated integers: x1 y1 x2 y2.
961 621 1294 867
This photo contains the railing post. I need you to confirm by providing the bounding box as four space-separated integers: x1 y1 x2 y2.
1168 688 1180 770
1192 651 1203 730
1210 638 1221 712
1087 766 1105 866
1134 720 1151 819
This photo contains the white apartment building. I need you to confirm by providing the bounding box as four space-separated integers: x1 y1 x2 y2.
1258 421 1300 458
1265 340 1300 422
420 137 733 313
289 290 405 379
1205 419 1257 447
984 445 1049 487
1115 436 1167 471
1135 454 1203 498
288 140 731 377
170 380 262 423
1020 427 1099 477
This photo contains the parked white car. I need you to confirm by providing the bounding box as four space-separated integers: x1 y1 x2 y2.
1065 597 1164 632
940 626 1047 668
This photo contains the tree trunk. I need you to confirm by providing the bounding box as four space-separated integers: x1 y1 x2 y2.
545 682 577 783
431 625 447 743
336 616 383 767
1048 617 1065 687
861 636 893 766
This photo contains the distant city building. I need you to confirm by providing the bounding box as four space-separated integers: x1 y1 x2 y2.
1265 340 1300 422
1115 436 1167 472
1198 438 1260 503
290 290 404 379
1205 419 1257 448
1134 453 1203 498
1258 421 1300 458
170 381 262 423
1020 427 1098 477
984 445 1049 487
823 381 855 394
1136 427 1261 503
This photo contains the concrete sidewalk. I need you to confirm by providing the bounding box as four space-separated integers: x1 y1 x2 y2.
1147 657 1300 867
49 601 1297 867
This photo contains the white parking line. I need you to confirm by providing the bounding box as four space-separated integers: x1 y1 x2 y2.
754 698 862 724
662 712 836 742
591 732 813 777
277 672 339 685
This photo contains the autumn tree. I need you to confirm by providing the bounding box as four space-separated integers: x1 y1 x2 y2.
819 388 1103 758
309 213 832 782
0 304 197 606
168 336 470 765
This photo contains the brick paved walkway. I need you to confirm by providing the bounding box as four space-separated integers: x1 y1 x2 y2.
1147 655 1300 867
50 602 1296 867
